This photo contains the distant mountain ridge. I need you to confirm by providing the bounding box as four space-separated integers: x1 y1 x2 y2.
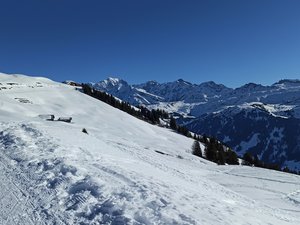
90 77 300 117
90 77 233 105
90 77 300 170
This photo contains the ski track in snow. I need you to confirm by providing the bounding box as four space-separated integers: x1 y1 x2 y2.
0 123 67 224
1 74 300 225
0 123 130 224
1 122 300 225
0 123 196 224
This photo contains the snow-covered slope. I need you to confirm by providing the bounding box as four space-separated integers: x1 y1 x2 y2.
91 78 300 169
90 77 163 105
1 73 300 225
91 77 232 107
187 105 300 170
91 77 300 118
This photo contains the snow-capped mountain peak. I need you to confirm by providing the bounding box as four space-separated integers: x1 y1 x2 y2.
97 77 128 88
91 77 132 94
176 78 192 85
1 72 300 225
272 79 300 89
106 77 121 85
90 77 300 171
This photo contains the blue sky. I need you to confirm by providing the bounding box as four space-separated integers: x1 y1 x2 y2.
0 0 300 87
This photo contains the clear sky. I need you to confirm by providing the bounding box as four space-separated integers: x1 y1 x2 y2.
0 0 300 87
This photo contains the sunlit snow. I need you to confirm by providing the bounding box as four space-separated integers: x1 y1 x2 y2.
0 73 299 225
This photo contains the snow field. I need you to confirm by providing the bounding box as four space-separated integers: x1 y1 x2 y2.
0 73 300 224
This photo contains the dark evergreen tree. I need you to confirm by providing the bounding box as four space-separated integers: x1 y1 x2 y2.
253 154 263 167
170 116 177 130
217 148 226 165
192 140 202 157
225 149 239 165
193 133 197 140
205 141 218 162
201 134 208 144
242 152 254 166
177 125 190 136
283 167 290 173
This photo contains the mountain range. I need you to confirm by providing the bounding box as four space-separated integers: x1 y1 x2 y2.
90 78 300 170
3 72 300 224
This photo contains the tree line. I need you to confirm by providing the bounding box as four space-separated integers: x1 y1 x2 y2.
82 84 241 166
82 84 168 125
82 84 192 137
242 152 300 175
81 84 298 174
191 137 239 165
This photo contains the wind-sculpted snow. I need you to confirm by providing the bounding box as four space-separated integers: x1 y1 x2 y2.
1 73 300 224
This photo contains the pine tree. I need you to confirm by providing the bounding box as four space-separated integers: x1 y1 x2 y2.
170 116 177 130
226 149 239 165
253 154 262 167
193 133 197 140
192 140 202 157
205 141 218 162
202 134 208 143
283 167 290 173
217 148 226 165
242 152 254 166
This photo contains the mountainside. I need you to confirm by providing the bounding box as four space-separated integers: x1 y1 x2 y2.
1 72 300 224
187 105 300 168
90 77 232 106
91 78 300 170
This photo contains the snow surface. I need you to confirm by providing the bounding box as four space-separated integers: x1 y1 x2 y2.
1 73 300 225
